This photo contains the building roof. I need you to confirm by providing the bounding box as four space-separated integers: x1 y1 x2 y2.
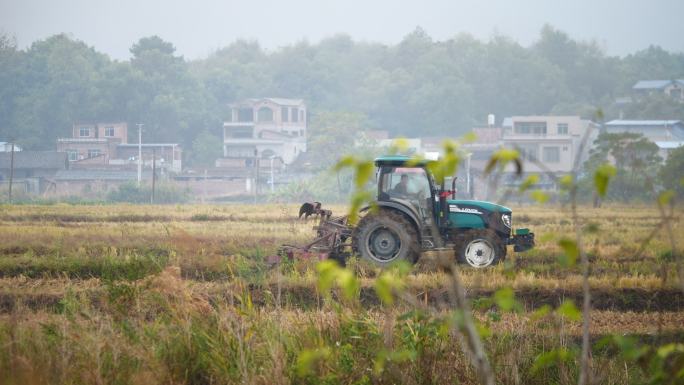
53 169 152 181
230 98 305 107
57 138 108 143
117 143 180 148
605 120 682 126
655 141 684 150
0 151 68 170
633 80 684 90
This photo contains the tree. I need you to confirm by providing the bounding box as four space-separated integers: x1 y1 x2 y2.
583 132 662 201
659 145 684 197
189 130 223 167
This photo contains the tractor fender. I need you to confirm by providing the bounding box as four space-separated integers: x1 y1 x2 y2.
359 202 423 240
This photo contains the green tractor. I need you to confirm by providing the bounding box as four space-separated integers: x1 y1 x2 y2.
279 155 534 268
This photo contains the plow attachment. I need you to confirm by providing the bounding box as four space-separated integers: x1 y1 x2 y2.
267 205 352 266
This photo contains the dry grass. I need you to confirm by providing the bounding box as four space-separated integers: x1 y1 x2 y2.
0 203 681 384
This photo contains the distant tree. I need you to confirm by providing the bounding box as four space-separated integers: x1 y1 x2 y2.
583 132 662 201
189 130 223 167
307 111 370 171
659 145 684 197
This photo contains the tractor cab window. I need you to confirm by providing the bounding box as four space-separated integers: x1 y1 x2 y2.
379 167 432 215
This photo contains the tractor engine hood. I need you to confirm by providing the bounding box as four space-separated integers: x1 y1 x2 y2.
446 199 512 235
446 200 512 215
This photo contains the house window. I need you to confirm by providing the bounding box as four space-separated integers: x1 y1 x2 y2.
542 147 560 163
670 88 682 99
67 150 78 161
238 108 254 122
104 126 115 137
79 127 91 137
299 110 304 122
88 149 102 158
257 107 273 122
291 107 299 122
514 122 547 135
557 123 569 135
281 107 289 122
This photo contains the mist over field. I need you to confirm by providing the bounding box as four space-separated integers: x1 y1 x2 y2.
1 2 684 385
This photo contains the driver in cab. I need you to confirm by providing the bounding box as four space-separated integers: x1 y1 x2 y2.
391 174 411 197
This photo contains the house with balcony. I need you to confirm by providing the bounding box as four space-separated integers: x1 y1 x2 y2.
502 116 598 176
218 98 307 168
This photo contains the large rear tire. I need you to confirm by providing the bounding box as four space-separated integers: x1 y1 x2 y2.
455 229 505 268
352 210 420 267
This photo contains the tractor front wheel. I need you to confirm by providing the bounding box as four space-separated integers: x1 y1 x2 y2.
455 229 505 268
353 210 420 267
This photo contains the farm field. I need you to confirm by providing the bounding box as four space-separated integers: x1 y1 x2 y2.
0 203 682 384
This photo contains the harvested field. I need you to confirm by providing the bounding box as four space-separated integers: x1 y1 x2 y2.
0 203 682 384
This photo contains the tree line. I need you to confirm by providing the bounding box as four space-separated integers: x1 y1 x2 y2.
1 26 684 166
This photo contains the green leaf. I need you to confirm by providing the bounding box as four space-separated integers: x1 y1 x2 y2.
559 175 574 190
316 260 339 295
658 190 675 206
462 131 478 143
530 190 550 204
531 348 574 374
485 148 520 175
594 163 616 198
519 174 540 192
557 299 581 322
296 347 331 376
476 321 492 338
493 287 521 312
355 161 374 188
557 238 579 267
530 304 552 321
336 269 359 300
374 273 395 305
389 137 409 154
333 155 356 172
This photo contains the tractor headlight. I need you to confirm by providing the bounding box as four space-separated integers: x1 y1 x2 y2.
501 213 511 228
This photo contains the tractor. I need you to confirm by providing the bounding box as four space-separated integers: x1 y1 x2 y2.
278 155 534 268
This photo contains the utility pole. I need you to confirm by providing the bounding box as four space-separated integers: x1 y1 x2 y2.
269 155 275 193
202 169 207 203
8 142 15 203
151 148 156 204
137 123 143 186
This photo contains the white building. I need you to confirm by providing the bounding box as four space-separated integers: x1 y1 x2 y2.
502 116 598 174
220 98 307 167
0 142 22 152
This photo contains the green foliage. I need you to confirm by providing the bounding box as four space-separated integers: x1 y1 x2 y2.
557 300 582 322
493 287 522 312
659 145 684 198
584 132 660 201
189 130 223 166
594 163 617 198
315 260 360 301
558 238 579 266
5 28 684 153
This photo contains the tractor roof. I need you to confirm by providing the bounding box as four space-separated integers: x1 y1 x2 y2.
374 155 430 167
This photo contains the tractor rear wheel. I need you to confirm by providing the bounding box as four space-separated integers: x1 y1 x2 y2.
455 229 505 268
352 210 420 267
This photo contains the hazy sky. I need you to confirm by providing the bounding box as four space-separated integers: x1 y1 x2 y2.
1 0 683 60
